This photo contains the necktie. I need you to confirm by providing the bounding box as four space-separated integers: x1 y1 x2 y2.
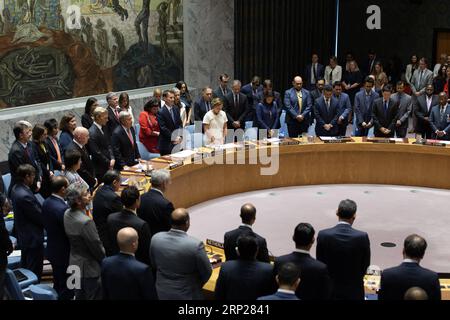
126 128 134 146
326 99 330 111
51 137 62 164
297 91 303 111
441 107 446 120
234 94 238 107
384 101 389 116
114 107 119 120
329 68 333 82
313 64 317 82
24 144 33 163
170 107 176 123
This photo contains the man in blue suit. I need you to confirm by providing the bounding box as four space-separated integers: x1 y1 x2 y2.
258 263 300 300
354 77 378 137
101 227 157 300
194 87 214 122
42 176 73 300
305 53 325 91
429 92 450 140
313 85 340 137
379 234 441 300
215 235 276 300
333 82 352 136
241 76 263 122
10 164 44 281
157 89 183 155
284 76 313 137
316 199 371 300
274 223 331 300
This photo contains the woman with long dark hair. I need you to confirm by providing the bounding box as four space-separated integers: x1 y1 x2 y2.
31 124 52 198
81 98 99 129
59 112 77 154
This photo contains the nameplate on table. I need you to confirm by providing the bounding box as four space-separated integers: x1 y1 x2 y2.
206 239 224 249
366 138 396 144
413 139 447 147
280 138 301 146
169 161 184 170
319 136 353 143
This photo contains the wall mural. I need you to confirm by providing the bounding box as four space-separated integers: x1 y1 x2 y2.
0 0 183 108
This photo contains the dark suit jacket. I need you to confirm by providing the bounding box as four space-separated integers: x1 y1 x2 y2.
224 226 270 263
193 98 212 122
313 96 340 136
157 106 183 156
429 104 450 140
334 92 352 125
283 88 312 131
92 184 123 256
354 90 379 126
8 140 41 195
256 91 283 112
372 97 400 136
137 189 175 238
111 126 140 171
42 195 70 266
223 92 250 128
414 94 439 134
45 137 63 171
81 113 94 130
379 262 441 300
59 131 73 155
107 209 151 265
316 223 371 300
10 183 44 249
241 84 264 122
305 63 325 88
257 290 299 300
88 124 113 180
31 141 52 198
106 106 121 137
274 252 331 300
215 259 276 300
0 212 13 262
101 253 157 300
65 142 96 189
213 86 230 102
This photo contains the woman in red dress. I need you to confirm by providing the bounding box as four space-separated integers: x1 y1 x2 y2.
139 97 160 153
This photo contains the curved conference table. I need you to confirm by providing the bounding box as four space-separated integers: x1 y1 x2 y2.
160 138 450 209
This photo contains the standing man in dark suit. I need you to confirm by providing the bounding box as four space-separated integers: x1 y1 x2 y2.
194 87 214 122
414 84 439 139
363 49 377 77
256 79 283 114
215 235 276 300
92 170 123 256
0 194 13 299
316 199 371 300
333 82 352 136
107 186 151 265
138 169 174 239
65 127 97 190
313 85 340 137
372 85 400 138
213 73 230 102
8 120 41 196
150 208 212 300
429 92 450 140
64 183 105 300
111 111 141 171
274 223 331 300
224 203 270 263
10 165 44 280
223 80 250 131
309 79 325 126
101 227 157 300
379 234 441 300
157 89 183 156
354 77 377 136
88 107 115 182
258 263 300 300
106 92 121 136
284 76 313 137
391 81 413 138
41 176 73 300
305 53 325 91
241 76 263 122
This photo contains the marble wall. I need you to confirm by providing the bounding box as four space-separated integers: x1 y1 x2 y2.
184 0 234 90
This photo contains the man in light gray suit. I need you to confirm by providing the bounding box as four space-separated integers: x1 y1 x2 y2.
410 58 433 97
150 208 212 300
64 183 105 300
392 81 412 138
